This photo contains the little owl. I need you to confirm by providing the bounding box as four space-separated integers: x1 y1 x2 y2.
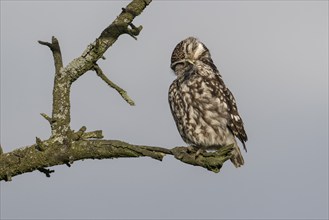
168 37 248 167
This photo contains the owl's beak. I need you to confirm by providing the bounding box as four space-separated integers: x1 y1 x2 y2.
186 59 195 65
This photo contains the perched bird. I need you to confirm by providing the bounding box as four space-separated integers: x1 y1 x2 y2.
168 37 248 167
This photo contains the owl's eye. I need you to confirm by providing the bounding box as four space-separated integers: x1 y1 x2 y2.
174 61 191 71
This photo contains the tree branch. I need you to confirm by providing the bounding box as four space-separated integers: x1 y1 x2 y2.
1 0 237 182
39 36 70 139
68 0 151 83
0 137 233 181
38 36 63 73
36 0 150 139
93 64 135 106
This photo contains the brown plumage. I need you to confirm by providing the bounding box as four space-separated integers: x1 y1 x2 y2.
168 37 248 167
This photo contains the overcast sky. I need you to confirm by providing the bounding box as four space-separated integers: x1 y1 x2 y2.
1 1 328 219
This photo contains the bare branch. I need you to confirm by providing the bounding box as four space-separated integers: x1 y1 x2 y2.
68 0 152 83
40 113 54 124
82 130 104 139
36 0 150 138
38 36 63 74
39 36 69 138
0 0 236 182
71 126 87 141
38 40 53 49
35 137 46 151
171 145 234 173
93 64 135 106
0 138 233 181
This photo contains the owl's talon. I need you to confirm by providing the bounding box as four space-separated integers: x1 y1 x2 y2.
186 146 195 153
195 148 206 158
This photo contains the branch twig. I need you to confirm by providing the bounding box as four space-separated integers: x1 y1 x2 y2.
38 36 63 74
93 64 135 106
40 113 54 125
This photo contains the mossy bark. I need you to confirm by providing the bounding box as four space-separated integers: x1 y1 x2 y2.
0 0 235 182
0 139 233 181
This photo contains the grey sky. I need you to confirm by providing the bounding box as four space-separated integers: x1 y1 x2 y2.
1 1 328 219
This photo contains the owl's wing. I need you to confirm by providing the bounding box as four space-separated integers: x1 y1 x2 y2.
225 87 248 151
168 80 185 140
214 75 248 151
168 81 178 119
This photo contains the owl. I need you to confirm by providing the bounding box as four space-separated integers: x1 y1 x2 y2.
168 37 248 168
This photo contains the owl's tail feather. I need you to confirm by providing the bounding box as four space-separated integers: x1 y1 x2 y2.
230 145 244 168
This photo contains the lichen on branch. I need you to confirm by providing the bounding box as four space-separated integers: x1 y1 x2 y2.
0 137 233 181
0 0 235 182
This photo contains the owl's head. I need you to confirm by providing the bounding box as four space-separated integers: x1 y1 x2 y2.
170 37 211 75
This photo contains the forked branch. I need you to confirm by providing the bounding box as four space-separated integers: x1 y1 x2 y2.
0 0 235 182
